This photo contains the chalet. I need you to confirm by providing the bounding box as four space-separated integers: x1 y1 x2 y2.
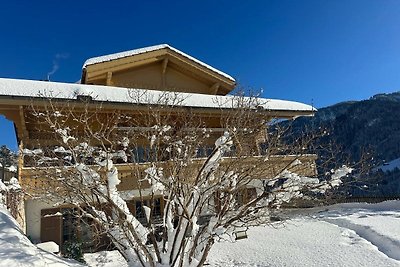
0 44 316 251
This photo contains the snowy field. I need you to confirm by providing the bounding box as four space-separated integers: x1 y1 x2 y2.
209 201 400 267
84 201 400 267
1 201 399 266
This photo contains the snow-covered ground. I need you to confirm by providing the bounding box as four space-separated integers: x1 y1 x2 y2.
84 251 128 267
0 205 82 267
1 201 399 266
209 201 400 267
0 205 83 267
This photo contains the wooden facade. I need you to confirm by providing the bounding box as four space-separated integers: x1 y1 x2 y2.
0 44 316 250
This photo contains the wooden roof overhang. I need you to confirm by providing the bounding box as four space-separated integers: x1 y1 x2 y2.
0 94 314 119
0 94 314 147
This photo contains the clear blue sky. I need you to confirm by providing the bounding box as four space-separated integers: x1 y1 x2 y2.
1 0 400 150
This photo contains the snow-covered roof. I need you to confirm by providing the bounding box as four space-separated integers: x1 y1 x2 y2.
82 44 236 82
0 78 316 113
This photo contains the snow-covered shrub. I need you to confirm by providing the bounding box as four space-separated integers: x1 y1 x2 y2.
24 92 354 267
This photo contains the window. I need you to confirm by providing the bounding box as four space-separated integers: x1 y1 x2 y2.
153 198 162 216
130 146 160 163
135 200 146 219
127 197 164 221
196 146 214 158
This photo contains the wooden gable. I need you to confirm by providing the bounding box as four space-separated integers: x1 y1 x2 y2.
82 46 236 95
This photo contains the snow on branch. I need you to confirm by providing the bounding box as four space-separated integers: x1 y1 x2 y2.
22 92 351 267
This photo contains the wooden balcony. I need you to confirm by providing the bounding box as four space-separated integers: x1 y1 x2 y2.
20 154 317 196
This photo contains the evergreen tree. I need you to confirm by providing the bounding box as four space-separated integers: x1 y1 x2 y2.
0 145 17 167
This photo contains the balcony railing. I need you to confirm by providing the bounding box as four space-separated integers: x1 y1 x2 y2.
20 154 317 195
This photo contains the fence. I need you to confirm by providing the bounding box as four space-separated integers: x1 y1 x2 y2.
328 196 400 204
282 195 400 209
0 186 24 227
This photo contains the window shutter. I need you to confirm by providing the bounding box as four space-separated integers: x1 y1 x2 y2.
40 208 62 247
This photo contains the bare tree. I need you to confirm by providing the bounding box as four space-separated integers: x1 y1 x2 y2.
22 91 352 267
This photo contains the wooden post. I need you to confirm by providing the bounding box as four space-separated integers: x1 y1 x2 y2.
161 58 169 88
210 83 220 95
19 106 29 144
106 72 113 86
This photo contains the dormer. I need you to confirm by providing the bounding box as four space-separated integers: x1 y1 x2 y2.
81 44 236 95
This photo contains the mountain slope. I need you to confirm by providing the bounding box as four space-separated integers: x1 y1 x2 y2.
293 91 400 162
290 91 400 196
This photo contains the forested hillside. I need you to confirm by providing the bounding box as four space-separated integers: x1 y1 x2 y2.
289 91 400 196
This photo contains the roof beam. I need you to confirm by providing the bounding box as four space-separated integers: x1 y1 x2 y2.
210 83 220 95
86 57 160 80
161 58 169 87
162 58 169 74
19 106 29 143
106 72 113 86
167 51 235 86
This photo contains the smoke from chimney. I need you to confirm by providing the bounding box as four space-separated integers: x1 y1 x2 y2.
47 53 69 81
